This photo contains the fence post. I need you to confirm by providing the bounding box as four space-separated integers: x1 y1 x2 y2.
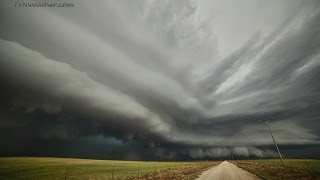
304 158 310 169
112 166 114 180
64 167 69 180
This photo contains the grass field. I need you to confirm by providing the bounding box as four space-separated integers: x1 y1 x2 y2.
243 159 320 171
0 157 213 180
234 159 320 180
2 157 319 180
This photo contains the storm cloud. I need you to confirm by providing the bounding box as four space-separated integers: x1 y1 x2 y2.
0 0 320 160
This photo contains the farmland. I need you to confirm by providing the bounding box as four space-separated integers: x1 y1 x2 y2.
0 157 216 179
234 159 320 180
1 157 320 179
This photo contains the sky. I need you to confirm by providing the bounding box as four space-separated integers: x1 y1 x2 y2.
0 0 320 160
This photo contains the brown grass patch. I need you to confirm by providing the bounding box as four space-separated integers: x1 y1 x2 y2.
128 162 219 180
234 161 320 180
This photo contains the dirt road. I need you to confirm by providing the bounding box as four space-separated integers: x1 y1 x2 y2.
197 161 258 180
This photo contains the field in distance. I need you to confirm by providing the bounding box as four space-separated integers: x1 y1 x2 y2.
1 157 319 180
0 157 216 179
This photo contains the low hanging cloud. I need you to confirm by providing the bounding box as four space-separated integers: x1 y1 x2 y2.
188 147 277 159
0 39 172 140
0 0 320 159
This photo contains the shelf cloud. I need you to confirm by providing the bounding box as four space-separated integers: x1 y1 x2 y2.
0 0 320 160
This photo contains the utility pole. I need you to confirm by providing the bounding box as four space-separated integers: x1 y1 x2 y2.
260 119 285 166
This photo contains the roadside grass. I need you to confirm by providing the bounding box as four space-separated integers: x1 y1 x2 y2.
243 159 320 171
129 161 220 180
234 159 320 180
0 157 213 179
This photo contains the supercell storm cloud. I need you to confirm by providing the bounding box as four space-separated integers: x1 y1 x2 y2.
0 0 320 160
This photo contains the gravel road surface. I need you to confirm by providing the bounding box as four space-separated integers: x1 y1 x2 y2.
197 161 258 180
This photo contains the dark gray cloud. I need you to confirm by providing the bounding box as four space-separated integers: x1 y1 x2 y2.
0 0 320 160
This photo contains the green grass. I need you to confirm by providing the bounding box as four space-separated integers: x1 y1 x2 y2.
0 157 208 180
234 159 320 180
242 159 320 171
